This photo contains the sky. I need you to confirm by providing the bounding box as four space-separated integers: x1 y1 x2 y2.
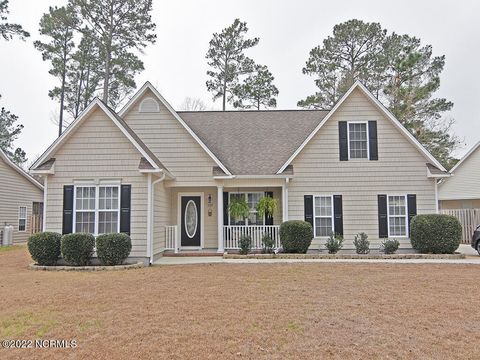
0 0 479 162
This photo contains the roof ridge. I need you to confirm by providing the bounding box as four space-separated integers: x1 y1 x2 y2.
177 109 330 113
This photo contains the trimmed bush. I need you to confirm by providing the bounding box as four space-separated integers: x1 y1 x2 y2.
61 233 95 266
239 235 252 255
27 232 61 265
325 233 344 254
96 233 132 265
353 232 370 254
261 234 275 254
381 238 400 254
280 221 313 253
410 214 461 254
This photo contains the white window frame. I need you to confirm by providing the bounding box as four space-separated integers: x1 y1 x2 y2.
313 195 334 237
387 194 409 238
73 184 121 236
18 206 27 232
347 121 369 160
228 192 265 226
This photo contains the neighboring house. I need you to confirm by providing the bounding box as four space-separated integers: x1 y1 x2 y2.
0 149 44 244
31 81 448 264
438 142 480 209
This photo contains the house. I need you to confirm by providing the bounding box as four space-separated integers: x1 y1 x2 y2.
30 81 448 263
438 142 480 210
0 148 44 244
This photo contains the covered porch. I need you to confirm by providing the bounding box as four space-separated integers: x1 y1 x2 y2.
162 180 289 253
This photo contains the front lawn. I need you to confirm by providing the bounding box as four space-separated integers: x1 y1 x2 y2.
0 247 479 359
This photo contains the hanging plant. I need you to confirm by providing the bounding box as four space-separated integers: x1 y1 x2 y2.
256 196 278 219
228 197 250 220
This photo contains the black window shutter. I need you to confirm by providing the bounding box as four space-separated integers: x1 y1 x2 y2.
304 195 313 227
120 185 131 235
62 185 74 234
378 194 388 238
223 192 229 225
368 121 378 160
333 195 343 236
339 121 348 161
407 194 417 237
264 191 274 225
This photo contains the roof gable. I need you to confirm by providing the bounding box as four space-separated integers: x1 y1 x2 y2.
31 98 167 174
119 82 232 176
277 81 447 174
449 141 480 173
0 149 43 190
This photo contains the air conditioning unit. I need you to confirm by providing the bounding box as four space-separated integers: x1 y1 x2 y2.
2 225 13 246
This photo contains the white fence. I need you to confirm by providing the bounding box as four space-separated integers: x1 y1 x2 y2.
165 225 178 252
223 225 280 249
439 209 480 244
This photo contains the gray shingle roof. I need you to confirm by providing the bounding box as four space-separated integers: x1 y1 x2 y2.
178 110 329 175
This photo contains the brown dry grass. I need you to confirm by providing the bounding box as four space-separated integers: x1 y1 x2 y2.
0 247 479 359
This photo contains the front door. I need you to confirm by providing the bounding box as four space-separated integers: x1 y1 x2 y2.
180 195 201 247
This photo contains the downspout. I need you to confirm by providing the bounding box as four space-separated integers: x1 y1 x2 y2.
434 179 439 214
149 173 166 264
42 176 48 231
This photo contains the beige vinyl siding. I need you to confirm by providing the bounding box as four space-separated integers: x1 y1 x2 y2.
153 180 170 255
123 90 218 186
439 199 480 210
45 108 149 258
0 158 43 243
439 147 480 201
289 88 436 250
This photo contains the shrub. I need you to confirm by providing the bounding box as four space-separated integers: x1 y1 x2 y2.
410 214 461 254
381 238 400 254
96 233 132 265
27 232 61 265
261 234 275 254
353 232 370 254
280 221 313 253
324 233 344 254
61 233 95 266
239 235 252 255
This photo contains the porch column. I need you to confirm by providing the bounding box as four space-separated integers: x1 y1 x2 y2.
217 185 224 253
283 178 289 221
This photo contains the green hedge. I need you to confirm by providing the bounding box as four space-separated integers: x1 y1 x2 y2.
410 214 461 254
27 232 61 265
95 233 132 265
61 233 95 266
280 221 313 253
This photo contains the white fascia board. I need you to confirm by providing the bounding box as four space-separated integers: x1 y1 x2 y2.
119 82 232 176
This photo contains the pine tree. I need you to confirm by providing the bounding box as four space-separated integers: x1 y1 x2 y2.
0 96 25 164
69 0 156 107
34 6 78 136
0 0 29 40
233 64 278 110
206 19 259 110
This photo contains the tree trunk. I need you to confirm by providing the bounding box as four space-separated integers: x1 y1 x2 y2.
58 32 69 137
103 2 114 105
222 77 227 111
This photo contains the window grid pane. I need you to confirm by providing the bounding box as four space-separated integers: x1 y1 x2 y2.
229 193 264 226
98 211 118 234
76 186 96 210
349 123 368 159
75 212 95 233
388 196 407 237
314 196 333 237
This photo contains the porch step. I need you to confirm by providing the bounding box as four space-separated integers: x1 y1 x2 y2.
163 251 223 257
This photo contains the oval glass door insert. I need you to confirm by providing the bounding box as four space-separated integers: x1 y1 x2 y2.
185 200 198 238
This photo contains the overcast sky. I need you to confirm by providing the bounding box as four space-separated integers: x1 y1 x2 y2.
1 0 479 162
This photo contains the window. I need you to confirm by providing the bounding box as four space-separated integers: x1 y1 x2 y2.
388 195 408 237
74 185 120 235
229 192 264 226
314 196 333 237
348 122 368 159
18 206 27 232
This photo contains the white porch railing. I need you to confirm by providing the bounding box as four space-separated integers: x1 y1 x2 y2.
440 208 480 244
165 225 178 252
223 225 281 249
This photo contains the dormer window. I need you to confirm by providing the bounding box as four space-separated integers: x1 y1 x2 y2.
139 97 160 113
